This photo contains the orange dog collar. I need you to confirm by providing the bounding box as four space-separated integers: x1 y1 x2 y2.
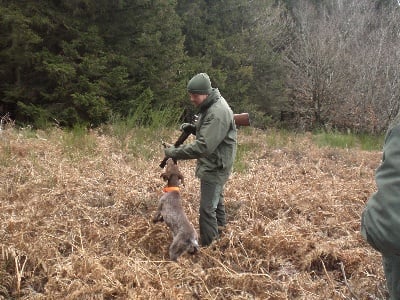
163 186 180 193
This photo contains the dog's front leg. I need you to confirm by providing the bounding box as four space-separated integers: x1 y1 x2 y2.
152 204 164 223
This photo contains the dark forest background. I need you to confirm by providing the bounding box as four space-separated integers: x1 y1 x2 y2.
1 0 399 132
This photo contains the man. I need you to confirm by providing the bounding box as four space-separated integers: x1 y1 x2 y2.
164 73 237 246
361 116 400 299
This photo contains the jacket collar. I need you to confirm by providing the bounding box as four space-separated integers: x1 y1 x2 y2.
198 88 220 113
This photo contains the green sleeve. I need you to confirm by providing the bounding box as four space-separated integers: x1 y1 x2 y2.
364 126 400 253
164 113 229 160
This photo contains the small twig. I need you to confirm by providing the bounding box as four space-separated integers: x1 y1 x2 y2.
79 228 84 252
43 233 80 251
203 251 271 279
340 262 360 300
128 260 171 263
320 258 334 288
156 270 163 291
202 251 238 276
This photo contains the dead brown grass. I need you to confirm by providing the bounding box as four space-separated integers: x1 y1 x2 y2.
0 127 386 299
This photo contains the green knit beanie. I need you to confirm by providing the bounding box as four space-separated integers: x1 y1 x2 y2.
187 73 212 94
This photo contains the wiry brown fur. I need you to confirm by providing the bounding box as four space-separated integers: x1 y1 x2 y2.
153 159 199 261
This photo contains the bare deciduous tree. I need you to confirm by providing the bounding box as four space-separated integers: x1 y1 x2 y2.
285 0 400 133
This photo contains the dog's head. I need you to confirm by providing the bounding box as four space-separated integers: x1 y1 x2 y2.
160 158 184 186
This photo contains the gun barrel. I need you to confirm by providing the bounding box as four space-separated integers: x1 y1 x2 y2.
233 113 250 126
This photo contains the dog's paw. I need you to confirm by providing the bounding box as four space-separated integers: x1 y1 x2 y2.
152 213 163 223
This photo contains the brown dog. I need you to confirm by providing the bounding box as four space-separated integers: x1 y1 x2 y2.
153 159 199 261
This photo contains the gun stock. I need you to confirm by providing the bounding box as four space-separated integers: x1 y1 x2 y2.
234 113 250 126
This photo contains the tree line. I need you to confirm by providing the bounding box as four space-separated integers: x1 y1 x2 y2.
0 0 399 133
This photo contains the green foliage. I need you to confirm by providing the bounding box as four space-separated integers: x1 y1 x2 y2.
177 0 288 121
312 131 384 150
0 0 187 128
264 128 294 148
0 0 395 134
358 134 385 151
0 0 290 131
62 125 97 158
313 131 357 149
17 102 50 128
125 88 183 129
127 88 155 127
0 141 12 167
0 4 43 119
233 128 294 172
234 141 257 173
71 93 110 126
105 115 137 150
148 106 183 130
236 103 275 129
106 101 182 151
127 127 163 159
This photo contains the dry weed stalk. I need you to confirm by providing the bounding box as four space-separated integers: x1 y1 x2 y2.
0 113 14 132
14 253 27 296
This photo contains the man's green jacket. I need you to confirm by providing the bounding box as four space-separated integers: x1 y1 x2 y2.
362 125 400 255
165 88 237 184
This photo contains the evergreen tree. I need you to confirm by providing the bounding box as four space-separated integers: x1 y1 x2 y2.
177 0 288 124
95 0 189 115
0 3 43 124
0 0 188 127
0 0 288 128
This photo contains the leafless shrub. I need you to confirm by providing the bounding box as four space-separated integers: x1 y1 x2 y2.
285 0 400 133
0 113 14 131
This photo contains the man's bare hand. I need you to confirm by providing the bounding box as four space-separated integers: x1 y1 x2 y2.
162 141 173 148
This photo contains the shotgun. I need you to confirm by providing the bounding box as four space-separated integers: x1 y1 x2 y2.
159 113 250 168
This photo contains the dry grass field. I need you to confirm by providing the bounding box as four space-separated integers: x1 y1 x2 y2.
0 126 387 299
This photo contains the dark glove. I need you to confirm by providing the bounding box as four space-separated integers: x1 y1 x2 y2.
179 123 196 135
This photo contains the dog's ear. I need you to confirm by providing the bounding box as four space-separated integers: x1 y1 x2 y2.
160 172 169 181
178 173 185 186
